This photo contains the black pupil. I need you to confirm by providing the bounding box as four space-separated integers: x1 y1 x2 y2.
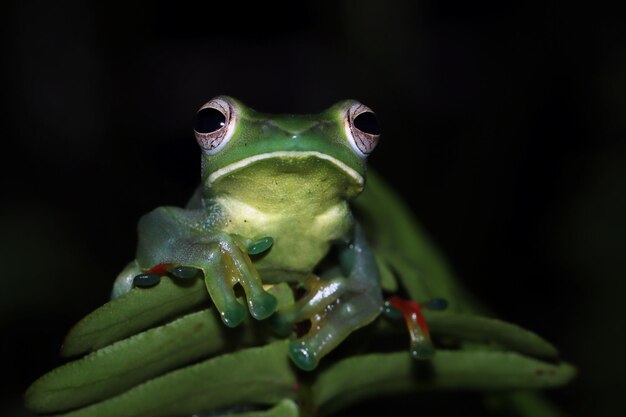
195 107 227 133
353 111 381 135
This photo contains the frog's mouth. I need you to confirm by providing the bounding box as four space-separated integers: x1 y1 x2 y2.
206 151 365 188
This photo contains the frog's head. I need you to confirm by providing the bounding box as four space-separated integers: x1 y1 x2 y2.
194 96 380 202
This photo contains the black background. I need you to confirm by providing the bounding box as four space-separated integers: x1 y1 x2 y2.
2 1 625 416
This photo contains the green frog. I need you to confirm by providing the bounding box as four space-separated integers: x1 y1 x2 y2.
112 96 384 371
25 97 574 417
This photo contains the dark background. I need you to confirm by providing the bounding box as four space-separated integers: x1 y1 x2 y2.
1 1 624 416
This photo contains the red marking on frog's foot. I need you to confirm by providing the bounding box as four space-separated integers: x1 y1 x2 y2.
388 296 430 333
387 295 435 359
147 263 172 275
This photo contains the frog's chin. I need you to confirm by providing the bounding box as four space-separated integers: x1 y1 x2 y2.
206 150 365 189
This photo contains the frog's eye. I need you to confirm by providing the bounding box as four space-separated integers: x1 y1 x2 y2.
345 102 381 157
194 97 237 154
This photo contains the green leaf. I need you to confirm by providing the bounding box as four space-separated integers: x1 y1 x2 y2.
233 399 299 417
27 308 278 413
28 283 297 413
313 350 576 417
48 341 297 417
61 277 208 357
423 311 560 359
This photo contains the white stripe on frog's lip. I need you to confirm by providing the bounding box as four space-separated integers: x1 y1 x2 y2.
207 151 365 187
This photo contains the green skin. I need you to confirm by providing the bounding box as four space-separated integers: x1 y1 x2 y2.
112 96 383 371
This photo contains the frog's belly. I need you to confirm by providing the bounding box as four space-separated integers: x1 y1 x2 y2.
218 197 352 282
254 227 340 282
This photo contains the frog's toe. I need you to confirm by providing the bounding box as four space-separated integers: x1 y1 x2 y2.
288 340 317 371
410 331 435 360
171 265 200 279
412 344 435 360
386 296 436 360
220 302 247 328
133 273 162 288
248 292 278 320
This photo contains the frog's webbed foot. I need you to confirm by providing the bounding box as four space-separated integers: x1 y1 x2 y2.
274 225 384 371
131 250 278 328
198 234 278 327
277 274 381 371
135 209 278 328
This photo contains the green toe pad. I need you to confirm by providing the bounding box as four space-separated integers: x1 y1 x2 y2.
288 340 317 371
249 293 278 320
221 303 246 328
411 344 435 360
247 237 274 255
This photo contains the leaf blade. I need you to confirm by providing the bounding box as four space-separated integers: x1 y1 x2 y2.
61 278 209 357
424 311 560 359
50 341 297 417
314 350 576 417
27 308 278 413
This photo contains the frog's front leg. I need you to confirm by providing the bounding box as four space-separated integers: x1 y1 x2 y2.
134 206 278 327
277 225 383 371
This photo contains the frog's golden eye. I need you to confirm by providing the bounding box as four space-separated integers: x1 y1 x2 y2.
194 97 237 154
345 102 380 157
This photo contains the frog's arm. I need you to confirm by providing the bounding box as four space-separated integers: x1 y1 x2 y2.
130 205 278 327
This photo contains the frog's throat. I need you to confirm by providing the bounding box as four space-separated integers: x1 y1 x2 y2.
206 151 364 187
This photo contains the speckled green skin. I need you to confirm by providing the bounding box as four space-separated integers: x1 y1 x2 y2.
112 97 382 370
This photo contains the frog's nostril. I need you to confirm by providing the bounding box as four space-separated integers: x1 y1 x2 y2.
270 119 318 135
